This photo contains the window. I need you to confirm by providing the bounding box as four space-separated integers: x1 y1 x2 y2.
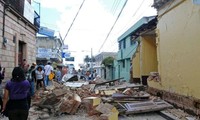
193 0 200 4
118 41 121 50
122 60 125 68
123 40 126 49
130 39 134 45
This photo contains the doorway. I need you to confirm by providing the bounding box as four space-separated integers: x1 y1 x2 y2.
18 41 26 67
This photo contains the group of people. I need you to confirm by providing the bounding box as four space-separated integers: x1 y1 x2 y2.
0 59 99 120
76 69 98 80
0 59 59 120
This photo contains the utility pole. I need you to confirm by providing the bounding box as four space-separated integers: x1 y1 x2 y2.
91 48 93 71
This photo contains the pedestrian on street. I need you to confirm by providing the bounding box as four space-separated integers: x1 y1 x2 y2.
77 69 82 80
44 61 53 87
61 65 68 77
130 63 133 83
2 67 30 120
55 67 62 83
27 65 36 97
92 69 98 80
22 59 29 74
35 66 44 89
0 60 4 112
85 71 90 80
0 62 5 84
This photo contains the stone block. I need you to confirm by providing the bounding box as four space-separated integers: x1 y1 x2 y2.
96 103 119 114
59 93 81 114
83 97 101 106
100 112 119 120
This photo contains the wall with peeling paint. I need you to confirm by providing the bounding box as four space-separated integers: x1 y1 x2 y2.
148 0 200 98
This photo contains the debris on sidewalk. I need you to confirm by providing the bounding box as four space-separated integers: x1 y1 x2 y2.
28 78 174 120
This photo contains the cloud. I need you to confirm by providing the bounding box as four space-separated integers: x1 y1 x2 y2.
37 0 156 68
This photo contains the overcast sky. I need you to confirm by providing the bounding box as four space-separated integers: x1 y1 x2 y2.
32 0 157 68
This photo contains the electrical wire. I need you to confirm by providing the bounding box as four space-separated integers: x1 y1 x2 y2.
63 0 86 41
98 0 128 53
110 0 117 14
100 0 145 54
115 0 146 37
112 0 121 15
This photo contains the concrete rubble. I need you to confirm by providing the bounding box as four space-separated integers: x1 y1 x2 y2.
26 78 196 120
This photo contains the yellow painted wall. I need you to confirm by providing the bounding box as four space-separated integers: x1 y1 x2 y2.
149 0 200 98
132 49 140 78
140 35 158 76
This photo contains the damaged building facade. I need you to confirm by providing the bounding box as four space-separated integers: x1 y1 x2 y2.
0 0 39 79
147 0 200 115
116 16 157 84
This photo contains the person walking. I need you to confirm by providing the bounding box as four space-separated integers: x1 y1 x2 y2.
22 59 29 74
44 61 53 87
130 63 133 83
0 84 3 112
0 60 5 112
35 66 44 89
55 67 62 83
92 69 98 80
1 67 30 120
27 65 36 97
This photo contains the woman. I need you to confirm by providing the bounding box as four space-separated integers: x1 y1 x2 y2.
2 67 30 120
35 66 44 89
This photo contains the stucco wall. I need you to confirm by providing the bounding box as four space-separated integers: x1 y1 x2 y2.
118 59 130 81
141 35 157 76
149 0 200 98
132 50 140 78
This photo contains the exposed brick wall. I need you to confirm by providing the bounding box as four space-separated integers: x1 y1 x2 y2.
147 87 200 116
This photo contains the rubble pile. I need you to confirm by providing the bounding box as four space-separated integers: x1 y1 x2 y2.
28 78 173 120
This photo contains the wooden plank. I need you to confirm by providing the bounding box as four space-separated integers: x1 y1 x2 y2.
95 77 124 86
112 93 150 98
124 100 173 114
95 84 144 91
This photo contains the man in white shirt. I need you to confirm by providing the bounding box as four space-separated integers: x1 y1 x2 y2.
44 61 53 87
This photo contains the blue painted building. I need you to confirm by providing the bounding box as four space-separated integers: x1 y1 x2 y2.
114 16 156 81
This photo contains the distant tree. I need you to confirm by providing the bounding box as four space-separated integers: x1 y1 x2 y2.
84 55 95 63
101 56 114 67
84 55 90 63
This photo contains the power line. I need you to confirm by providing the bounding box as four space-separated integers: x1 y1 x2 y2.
110 0 117 13
115 0 146 37
98 0 128 53
112 0 121 15
99 0 150 55
63 0 86 41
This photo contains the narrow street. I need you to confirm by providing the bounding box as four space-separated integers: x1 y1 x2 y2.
0 0 200 120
